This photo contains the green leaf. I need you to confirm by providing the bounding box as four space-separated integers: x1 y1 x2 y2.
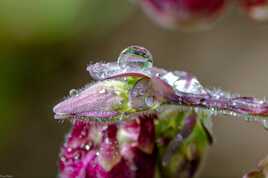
155 110 213 178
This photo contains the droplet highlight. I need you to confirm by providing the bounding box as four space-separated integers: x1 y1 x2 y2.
117 46 153 70
160 71 207 95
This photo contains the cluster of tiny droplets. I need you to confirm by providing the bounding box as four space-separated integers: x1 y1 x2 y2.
119 46 268 129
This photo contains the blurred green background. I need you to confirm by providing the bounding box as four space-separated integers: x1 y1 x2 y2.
1 0 268 177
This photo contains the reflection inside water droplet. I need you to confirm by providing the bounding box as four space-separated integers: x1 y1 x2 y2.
145 96 154 107
84 144 91 151
117 45 153 70
69 89 78 96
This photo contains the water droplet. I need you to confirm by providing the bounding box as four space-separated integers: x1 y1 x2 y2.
87 62 121 81
117 46 153 70
74 152 81 160
263 120 268 130
69 89 78 96
130 78 153 110
56 120 65 124
160 72 179 86
84 144 91 151
99 89 107 94
161 71 207 95
96 152 100 156
173 71 207 95
145 96 154 107
209 88 233 99
60 156 66 162
155 73 161 77
67 147 72 153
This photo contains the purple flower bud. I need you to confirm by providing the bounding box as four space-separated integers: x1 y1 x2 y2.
53 81 127 121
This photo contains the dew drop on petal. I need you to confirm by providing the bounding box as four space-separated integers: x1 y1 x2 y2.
60 156 66 162
99 88 107 94
117 46 153 70
173 71 207 95
161 71 207 95
84 144 91 151
67 147 72 153
87 62 121 80
130 78 155 110
69 89 78 97
74 152 81 160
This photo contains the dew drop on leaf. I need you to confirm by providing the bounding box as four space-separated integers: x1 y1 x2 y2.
117 45 153 70
130 78 155 110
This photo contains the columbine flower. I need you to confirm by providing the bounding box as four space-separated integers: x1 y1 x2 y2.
54 45 268 178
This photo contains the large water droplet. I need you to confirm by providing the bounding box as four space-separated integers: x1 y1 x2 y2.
69 89 78 96
160 71 207 95
173 71 207 95
130 78 155 110
117 46 153 70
